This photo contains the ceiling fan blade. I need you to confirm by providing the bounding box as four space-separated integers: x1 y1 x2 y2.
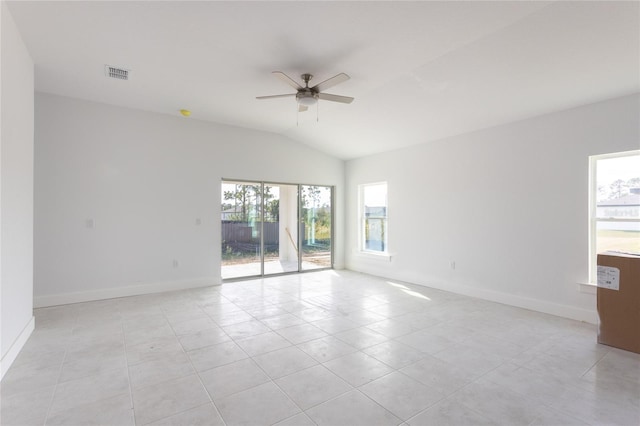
318 93 354 104
256 94 296 100
298 104 308 112
272 71 302 90
312 73 350 92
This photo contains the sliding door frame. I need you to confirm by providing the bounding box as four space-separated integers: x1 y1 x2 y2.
221 178 334 281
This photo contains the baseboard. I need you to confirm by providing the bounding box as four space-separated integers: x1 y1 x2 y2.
34 277 221 308
1 316 35 380
346 266 598 324
421 280 599 325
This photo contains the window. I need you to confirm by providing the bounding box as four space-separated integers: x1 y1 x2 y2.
360 182 388 253
589 150 640 282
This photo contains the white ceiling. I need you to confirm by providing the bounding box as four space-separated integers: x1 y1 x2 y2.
7 1 639 160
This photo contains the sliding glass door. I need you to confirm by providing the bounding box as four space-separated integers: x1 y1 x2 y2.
264 183 299 275
301 185 332 271
221 180 332 280
221 181 262 279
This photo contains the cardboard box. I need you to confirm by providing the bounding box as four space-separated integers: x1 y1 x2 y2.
597 252 640 354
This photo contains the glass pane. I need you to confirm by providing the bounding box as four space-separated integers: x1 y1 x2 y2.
221 181 262 279
264 184 299 275
301 185 332 270
596 155 640 219
363 184 387 209
596 221 640 255
365 218 386 252
362 183 387 252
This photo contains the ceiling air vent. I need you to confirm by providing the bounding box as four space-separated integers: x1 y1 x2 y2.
105 65 130 80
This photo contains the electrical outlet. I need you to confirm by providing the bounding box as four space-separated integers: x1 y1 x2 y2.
173 260 179 268
450 261 456 270
195 218 201 225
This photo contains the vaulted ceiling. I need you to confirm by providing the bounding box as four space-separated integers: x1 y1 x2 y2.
7 1 639 159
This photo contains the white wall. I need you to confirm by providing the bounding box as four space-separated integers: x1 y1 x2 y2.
34 93 344 307
346 94 640 323
1 1 35 379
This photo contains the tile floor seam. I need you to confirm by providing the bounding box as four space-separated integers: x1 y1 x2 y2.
578 349 612 380
121 320 138 426
336 388 403 424
295 387 358 422
41 330 72 426
161 309 228 426
263 378 308 423
230 335 309 423
448 363 576 426
357 369 448 422
212 304 356 423
404 394 492 426
432 359 505 402
276 362 356 412
143 402 221 426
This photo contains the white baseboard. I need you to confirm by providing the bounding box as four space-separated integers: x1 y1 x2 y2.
1 316 35 380
346 266 598 324
34 277 221 308
424 280 598 324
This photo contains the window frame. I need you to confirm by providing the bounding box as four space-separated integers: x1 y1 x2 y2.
358 182 389 255
589 150 640 283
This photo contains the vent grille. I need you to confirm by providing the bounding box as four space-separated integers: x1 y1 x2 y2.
105 65 130 80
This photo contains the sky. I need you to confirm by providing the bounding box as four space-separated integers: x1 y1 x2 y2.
363 183 387 207
597 153 639 186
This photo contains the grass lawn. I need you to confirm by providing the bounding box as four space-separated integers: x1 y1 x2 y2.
597 230 640 254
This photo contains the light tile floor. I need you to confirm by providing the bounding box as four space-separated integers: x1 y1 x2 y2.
221 260 327 280
1 270 639 426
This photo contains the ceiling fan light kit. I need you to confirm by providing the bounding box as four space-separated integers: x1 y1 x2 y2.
297 92 318 107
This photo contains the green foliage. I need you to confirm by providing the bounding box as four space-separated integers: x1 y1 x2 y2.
265 198 279 222
223 184 260 222
222 184 281 222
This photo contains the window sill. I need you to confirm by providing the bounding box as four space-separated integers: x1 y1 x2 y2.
354 250 393 262
578 282 597 295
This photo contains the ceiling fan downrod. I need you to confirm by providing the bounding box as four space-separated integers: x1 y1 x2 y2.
301 74 313 87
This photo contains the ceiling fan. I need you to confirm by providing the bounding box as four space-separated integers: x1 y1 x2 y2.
257 71 354 112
